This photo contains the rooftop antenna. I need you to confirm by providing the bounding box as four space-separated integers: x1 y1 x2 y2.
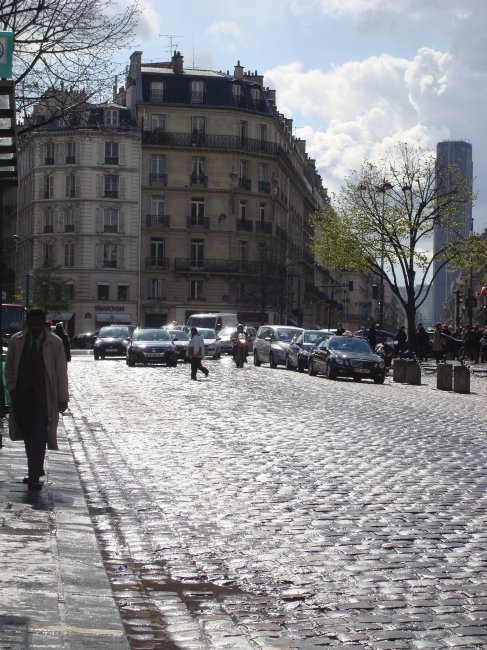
192 29 195 69
159 34 183 57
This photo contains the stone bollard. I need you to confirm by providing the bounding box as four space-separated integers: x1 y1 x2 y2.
436 362 453 391
393 358 407 383
406 359 421 385
453 365 470 394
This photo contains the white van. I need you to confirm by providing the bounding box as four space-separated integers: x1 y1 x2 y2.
186 313 238 332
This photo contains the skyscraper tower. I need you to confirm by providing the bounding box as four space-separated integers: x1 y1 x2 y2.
432 140 473 324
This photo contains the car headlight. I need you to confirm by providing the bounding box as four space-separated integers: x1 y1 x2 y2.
335 356 345 365
377 360 385 368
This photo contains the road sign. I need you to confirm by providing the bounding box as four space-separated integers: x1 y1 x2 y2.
0 32 13 79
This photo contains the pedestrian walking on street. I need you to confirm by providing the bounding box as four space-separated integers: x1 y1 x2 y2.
54 322 71 363
188 327 209 380
367 323 377 348
414 322 429 361
395 325 408 356
432 322 445 363
5 308 69 490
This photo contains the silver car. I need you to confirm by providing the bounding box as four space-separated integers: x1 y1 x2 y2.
196 328 222 359
253 325 302 368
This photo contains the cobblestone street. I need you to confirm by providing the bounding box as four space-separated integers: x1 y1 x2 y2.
64 355 487 649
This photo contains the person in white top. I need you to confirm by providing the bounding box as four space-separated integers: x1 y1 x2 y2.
188 327 209 380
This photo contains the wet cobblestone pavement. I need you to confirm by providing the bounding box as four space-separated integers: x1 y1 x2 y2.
64 355 487 649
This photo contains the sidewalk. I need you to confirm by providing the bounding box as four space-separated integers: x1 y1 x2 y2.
0 416 129 649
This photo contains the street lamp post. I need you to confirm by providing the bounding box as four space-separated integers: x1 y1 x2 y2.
375 181 392 328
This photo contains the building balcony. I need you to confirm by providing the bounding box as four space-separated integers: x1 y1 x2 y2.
104 157 119 165
187 216 209 229
146 214 170 228
146 294 167 302
150 89 167 103
44 157 54 165
190 174 207 188
258 180 270 193
150 173 167 186
43 224 54 233
190 92 206 104
64 224 76 233
103 224 119 233
104 190 119 199
239 177 251 191
174 258 284 276
65 156 76 164
145 257 170 271
255 221 272 234
237 219 253 232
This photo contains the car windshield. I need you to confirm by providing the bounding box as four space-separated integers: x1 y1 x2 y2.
329 338 372 353
304 332 327 344
98 326 129 338
197 329 216 339
171 331 189 341
275 328 299 341
133 329 172 342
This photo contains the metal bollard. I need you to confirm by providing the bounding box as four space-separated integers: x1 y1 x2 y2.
436 362 453 391
393 358 407 383
406 359 421 385
453 365 470 394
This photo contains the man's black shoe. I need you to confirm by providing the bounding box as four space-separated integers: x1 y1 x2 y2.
27 480 43 491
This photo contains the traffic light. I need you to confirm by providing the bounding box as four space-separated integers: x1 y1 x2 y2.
372 284 379 299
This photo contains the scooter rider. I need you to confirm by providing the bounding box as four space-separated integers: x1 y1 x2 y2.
231 324 249 364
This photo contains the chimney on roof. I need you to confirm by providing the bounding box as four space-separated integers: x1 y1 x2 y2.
172 51 184 74
234 60 244 79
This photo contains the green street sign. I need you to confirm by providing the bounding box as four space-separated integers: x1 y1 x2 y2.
0 32 14 79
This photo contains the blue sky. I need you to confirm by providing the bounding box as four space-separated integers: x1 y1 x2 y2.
118 0 487 233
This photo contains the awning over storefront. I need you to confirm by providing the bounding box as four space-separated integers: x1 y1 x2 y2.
95 313 131 323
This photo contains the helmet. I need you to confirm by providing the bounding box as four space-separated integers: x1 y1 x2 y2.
236 323 244 332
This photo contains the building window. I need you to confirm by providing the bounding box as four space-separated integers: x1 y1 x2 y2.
239 200 247 220
65 173 76 198
149 237 165 268
191 116 205 143
240 241 248 268
259 164 270 193
191 80 205 104
117 284 129 301
240 120 248 142
43 208 54 233
190 240 204 269
105 142 119 165
149 278 165 300
150 154 166 185
64 207 75 232
259 203 267 221
104 109 119 126
64 242 75 267
240 160 250 190
190 156 206 186
189 279 203 300
104 208 119 233
66 283 75 300
232 84 243 106
251 87 262 107
103 244 117 268
104 175 119 198
98 283 109 300
150 81 166 102
150 197 165 216
44 142 55 165
42 243 54 263
44 175 54 199
190 198 205 226
258 124 267 143
65 141 76 164
151 114 166 131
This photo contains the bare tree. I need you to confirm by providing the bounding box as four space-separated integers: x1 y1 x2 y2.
312 143 479 343
0 0 139 128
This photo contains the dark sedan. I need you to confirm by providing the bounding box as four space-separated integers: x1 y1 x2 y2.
72 330 99 349
93 326 130 360
308 335 386 383
286 329 334 372
425 331 463 360
126 328 178 367
168 329 190 361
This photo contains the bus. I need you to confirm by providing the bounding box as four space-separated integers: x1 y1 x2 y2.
1 303 26 343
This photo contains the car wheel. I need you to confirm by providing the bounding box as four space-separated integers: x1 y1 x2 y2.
353 376 362 382
269 353 277 368
285 355 293 370
374 375 385 384
94 351 99 360
297 359 305 373
253 351 261 366
100 354 105 360
127 355 135 367
325 362 336 380
168 359 178 367
308 359 317 376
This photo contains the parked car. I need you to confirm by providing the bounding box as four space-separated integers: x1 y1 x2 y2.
308 335 386 383
195 328 222 359
286 329 334 372
72 330 99 349
93 326 131 360
354 328 396 346
126 328 179 367
168 328 191 361
253 325 302 368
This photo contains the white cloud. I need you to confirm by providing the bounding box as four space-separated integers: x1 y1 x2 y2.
207 21 252 48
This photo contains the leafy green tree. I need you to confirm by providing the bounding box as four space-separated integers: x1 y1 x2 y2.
311 143 478 343
31 261 72 315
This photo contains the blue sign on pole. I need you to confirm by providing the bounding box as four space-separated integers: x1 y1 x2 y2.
0 32 14 79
